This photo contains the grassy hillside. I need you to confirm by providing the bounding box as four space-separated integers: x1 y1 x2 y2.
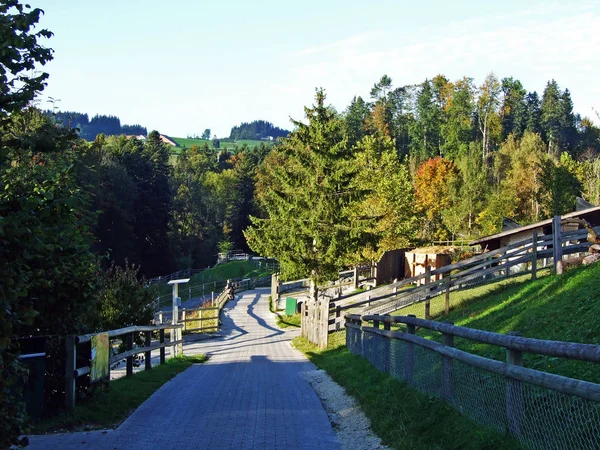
394 263 600 383
156 260 275 300
170 137 269 151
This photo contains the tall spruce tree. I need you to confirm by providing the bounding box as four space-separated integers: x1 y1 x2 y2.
245 90 364 283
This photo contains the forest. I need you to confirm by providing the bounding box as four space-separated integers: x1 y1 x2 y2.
47 110 147 141
2 1 600 445
229 120 290 140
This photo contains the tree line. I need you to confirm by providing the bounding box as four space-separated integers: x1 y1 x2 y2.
245 75 600 281
229 120 290 140
47 110 147 141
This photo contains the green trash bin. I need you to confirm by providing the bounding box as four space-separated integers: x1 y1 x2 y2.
285 297 297 316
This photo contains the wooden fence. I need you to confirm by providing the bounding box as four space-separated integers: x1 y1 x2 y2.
65 323 183 409
303 217 599 348
346 313 600 449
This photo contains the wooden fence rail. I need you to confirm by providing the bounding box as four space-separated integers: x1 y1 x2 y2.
65 323 183 409
345 313 600 448
303 219 600 347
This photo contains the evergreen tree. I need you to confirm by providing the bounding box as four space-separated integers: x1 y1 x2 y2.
344 95 369 148
245 90 364 283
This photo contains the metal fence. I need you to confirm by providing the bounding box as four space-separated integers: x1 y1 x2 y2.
346 315 600 450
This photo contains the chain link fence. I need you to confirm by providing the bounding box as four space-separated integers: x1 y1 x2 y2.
347 326 600 450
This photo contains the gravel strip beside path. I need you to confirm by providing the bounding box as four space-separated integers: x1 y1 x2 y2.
301 370 391 450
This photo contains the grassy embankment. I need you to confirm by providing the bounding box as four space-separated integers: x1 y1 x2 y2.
269 296 301 329
157 260 276 302
169 137 268 154
33 355 207 434
294 263 600 448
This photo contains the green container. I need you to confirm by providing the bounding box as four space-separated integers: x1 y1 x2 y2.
285 297 297 316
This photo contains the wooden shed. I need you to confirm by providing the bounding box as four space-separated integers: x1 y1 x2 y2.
404 248 452 281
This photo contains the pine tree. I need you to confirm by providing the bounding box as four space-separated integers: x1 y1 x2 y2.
245 90 365 283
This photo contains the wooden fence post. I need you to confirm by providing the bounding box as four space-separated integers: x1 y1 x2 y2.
405 315 416 384
145 330 152 371
65 335 76 409
159 329 165 364
506 331 524 439
182 309 187 333
126 332 134 377
425 266 431 320
553 215 563 274
441 324 454 401
335 306 341 332
353 266 359 289
445 277 451 316
531 231 538 280
373 315 380 329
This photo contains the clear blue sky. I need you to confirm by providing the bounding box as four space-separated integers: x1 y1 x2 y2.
34 0 600 138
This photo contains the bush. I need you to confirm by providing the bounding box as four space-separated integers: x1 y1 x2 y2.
90 262 157 333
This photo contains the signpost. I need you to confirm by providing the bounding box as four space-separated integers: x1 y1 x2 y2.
168 278 190 357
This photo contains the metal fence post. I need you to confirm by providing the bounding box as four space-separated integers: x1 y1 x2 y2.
65 335 76 409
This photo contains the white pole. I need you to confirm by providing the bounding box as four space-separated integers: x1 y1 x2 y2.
172 283 179 357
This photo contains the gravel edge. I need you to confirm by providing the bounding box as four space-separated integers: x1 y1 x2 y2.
301 369 391 450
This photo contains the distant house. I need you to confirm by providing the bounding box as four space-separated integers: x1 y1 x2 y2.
470 199 600 251
124 134 147 141
159 134 177 146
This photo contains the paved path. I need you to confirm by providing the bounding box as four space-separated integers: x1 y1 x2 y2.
28 288 340 450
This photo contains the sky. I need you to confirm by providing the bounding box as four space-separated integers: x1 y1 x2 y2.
33 0 600 138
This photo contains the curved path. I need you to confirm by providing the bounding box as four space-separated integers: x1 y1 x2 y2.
28 288 340 449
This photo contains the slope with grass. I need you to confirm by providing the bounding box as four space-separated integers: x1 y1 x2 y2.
405 263 600 383
156 260 276 300
293 333 519 450
170 137 268 151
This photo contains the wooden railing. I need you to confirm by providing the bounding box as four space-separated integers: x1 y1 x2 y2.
299 218 599 347
330 223 598 327
65 323 183 409
346 313 600 448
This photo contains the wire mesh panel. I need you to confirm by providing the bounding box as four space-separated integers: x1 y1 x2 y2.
347 326 600 450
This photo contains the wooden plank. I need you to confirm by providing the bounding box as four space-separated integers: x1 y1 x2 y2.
363 327 600 402
77 324 182 343
361 315 600 363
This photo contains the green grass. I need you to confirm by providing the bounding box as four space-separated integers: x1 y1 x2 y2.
32 355 207 433
394 269 551 320
293 333 519 450
400 263 600 383
157 260 276 300
170 137 268 151
269 295 301 329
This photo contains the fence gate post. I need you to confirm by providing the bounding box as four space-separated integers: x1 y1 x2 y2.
552 215 563 274
441 325 454 401
531 231 538 280
506 331 524 439
145 330 152 371
126 332 134 377
65 335 76 409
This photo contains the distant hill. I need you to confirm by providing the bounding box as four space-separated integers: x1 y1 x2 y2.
229 120 289 140
46 110 147 141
